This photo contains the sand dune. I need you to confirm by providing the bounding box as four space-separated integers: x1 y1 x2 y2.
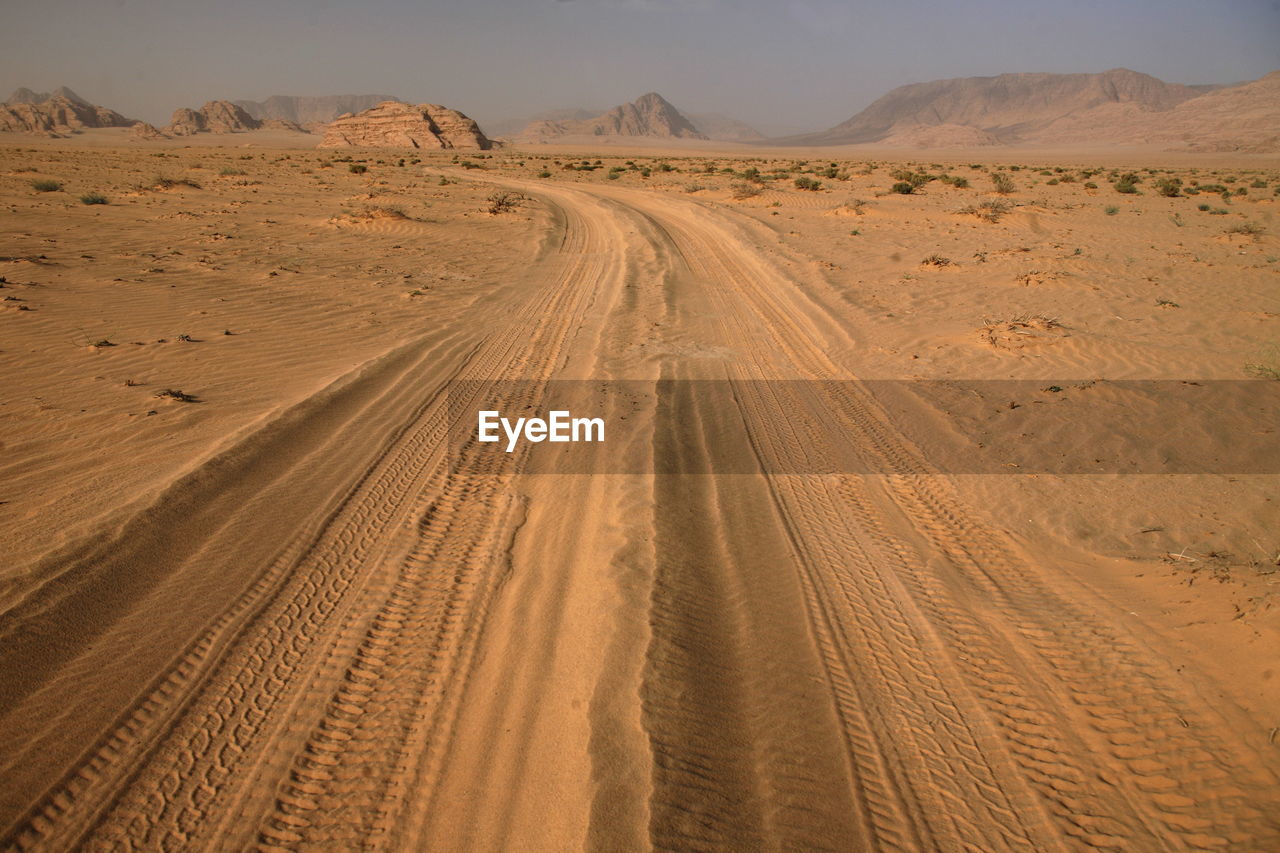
2 142 1278 850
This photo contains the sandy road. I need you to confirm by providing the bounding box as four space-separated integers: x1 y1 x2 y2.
2 172 1278 852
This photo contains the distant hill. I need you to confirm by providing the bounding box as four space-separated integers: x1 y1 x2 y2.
517 93 707 141
5 86 93 107
232 94 398 126
0 87 134 133
686 112 764 142
782 69 1204 146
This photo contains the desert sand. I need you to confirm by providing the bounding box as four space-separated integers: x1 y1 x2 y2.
1 136 1278 851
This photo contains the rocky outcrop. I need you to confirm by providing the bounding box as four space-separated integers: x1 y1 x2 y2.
0 90 134 133
518 93 706 141
131 122 168 140
233 94 396 126
261 118 308 133
165 100 262 135
318 101 492 149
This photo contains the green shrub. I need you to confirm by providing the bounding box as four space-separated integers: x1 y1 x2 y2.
80 192 108 205
31 179 62 192
1154 177 1182 197
1104 205 1119 215
1114 173 1140 194
348 164 367 174
794 176 822 191
1084 181 1098 189
991 172 1015 194
1198 203 1211 211
890 181 914 194
537 170 551 178
219 167 245 176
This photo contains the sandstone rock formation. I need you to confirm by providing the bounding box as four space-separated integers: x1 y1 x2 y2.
0 88 134 134
233 94 397 126
318 101 492 149
131 122 167 140
165 100 262 135
517 93 707 141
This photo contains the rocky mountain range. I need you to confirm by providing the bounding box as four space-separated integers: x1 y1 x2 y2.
779 68 1279 150
516 93 708 141
232 94 397 127
1 86 134 134
319 101 492 149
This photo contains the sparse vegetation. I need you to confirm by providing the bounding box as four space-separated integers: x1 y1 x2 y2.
1104 205 1119 215
958 200 1011 223
731 182 762 199
487 191 524 215
80 193 108 205
921 254 952 267
1154 177 1182 197
990 172 1015 195
31 179 62 192
1225 222 1264 239
348 164 368 174
794 176 822 191
154 388 197 402
1114 173 1141 194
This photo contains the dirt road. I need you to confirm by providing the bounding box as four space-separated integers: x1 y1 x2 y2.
2 173 1277 852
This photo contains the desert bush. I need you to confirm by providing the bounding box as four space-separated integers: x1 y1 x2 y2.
1104 205 1119 215
80 192 108 205
921 254 952 266
348 164 367 174
219 167 245 176
31 179 62 192
891 169 935 190
1226 222 1264 238
958 200 1011 222
991 172 1015 194
890 182 914 194
794 176 822 191
684 183 705 193
1113 173 1140 194
537 170 551 178
487 191 524 214
1084 181 1098 189
731 182 762 199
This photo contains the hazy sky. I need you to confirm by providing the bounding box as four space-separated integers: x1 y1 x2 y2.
3 0 1278 134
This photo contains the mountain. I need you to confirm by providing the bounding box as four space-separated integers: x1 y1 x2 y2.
232 94 397 126
782 68 1205 146
1035 71 1280 152
318 101 492 149
517 93 707 141
165 100 262 135
686 112 764 142
5 86 92 106
0 88 134 133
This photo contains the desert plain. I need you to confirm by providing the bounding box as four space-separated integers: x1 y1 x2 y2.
1 132 1279 851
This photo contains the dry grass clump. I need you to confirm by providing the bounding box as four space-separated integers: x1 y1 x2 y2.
957 200 1011 223
1225 222 1265 240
